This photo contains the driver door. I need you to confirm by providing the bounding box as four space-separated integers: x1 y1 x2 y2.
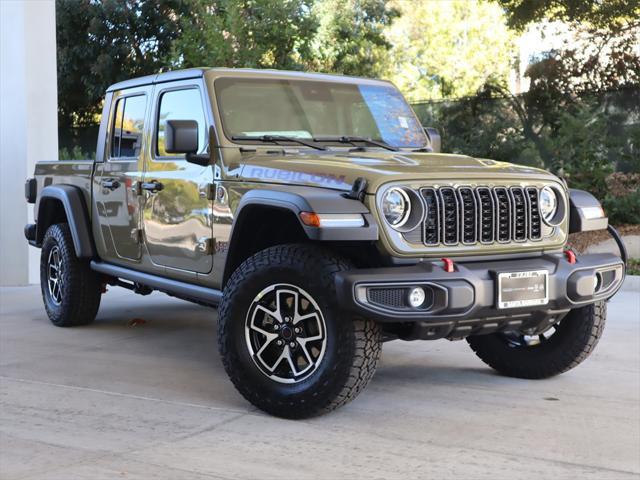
141 81 214 274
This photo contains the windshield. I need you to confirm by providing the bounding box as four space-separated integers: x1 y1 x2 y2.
214 77 428 148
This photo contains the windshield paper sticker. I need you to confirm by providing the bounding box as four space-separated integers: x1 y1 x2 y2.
358 85 425 147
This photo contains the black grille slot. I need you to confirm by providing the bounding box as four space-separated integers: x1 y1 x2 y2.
476 187 494 243
526 187 542 240
458 187 477 244
439 187 459 245
493 187 511 242
421 188 440 245
510 187 527 241
368 288 407 308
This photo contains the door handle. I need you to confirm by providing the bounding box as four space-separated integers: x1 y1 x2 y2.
101 179 120 190
141 181 164 193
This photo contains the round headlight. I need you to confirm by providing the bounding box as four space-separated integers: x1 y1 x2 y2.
382 187 410 228
539 186 558 224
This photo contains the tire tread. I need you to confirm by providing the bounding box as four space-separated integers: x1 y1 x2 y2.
467 302 606 379
40 223 101 327
218 244 381 418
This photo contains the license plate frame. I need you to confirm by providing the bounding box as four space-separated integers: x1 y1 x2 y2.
497 270 549 309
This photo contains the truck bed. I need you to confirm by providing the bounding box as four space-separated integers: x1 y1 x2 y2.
34 160 94 214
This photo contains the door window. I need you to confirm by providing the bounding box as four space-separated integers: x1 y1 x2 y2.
110 95 147 159
156 89 207 157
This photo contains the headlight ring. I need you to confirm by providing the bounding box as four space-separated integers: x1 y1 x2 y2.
381 187 411 228
539 186 564 226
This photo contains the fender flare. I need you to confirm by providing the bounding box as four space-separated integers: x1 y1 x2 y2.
222 187 378 284
231 188 378 242
36 185 96 259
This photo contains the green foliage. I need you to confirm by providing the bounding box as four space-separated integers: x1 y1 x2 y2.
58 146 91 161
413 96 532 165
626 258 640 276
494 0 639 30
57 0 398 129
56 0 190 128
546 103 614 198
312 0 399 77
386 1 515 101
603 191 640 226
172 0 319 70
414 90 637 184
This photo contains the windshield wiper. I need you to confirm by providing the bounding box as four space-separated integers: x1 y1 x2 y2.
313 136 399 152
232 135 326 151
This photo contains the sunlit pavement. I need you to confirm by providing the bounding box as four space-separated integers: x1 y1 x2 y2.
1 281 638 479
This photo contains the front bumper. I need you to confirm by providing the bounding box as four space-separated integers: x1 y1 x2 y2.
335 253 624 340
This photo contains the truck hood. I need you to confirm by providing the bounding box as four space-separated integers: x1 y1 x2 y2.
238 150 556 192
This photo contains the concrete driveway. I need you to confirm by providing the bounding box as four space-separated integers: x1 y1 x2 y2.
1 283 639 480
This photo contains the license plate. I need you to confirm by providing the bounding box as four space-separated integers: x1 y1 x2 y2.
497 270 548 309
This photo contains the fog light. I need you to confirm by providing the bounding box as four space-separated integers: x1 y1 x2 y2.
594 273 602 292
408 287 426 308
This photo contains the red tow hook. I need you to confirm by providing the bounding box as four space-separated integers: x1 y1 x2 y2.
564 249 577 264
441 257 455 273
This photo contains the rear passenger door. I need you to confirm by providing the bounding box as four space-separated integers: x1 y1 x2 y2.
94 88 149 262
141 81 214 274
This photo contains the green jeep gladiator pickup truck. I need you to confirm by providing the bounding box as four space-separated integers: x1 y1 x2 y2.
25 68 626 418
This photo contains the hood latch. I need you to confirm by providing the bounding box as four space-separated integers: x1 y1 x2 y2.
343 177 368 202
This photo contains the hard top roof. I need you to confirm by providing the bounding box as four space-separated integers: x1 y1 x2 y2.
106 67 391 92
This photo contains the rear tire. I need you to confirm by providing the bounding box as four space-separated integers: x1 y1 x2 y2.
40 223 102 327
467 302 606 379
218 244 382 419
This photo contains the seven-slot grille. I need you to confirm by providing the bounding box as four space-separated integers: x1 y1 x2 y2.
418 186 543 246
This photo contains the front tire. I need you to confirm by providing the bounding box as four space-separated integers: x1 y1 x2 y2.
218 244 382 418
467 302 606 379
40 223 102 327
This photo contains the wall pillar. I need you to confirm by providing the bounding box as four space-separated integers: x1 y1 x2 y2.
1 0 58 285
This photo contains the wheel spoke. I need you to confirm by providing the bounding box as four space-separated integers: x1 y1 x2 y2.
46 246 65 305
264 345 292 374
255 304 281 324
293 311 318 325
249 315 275 337
296 337 316 366
283 346 299 376
276 289 298 320
255 332 279 359
52 281 61 302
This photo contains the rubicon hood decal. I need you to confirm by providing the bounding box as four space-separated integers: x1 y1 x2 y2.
243 165 351 190
238 151 553 192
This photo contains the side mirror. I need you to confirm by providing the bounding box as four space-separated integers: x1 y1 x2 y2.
165 119 199 154
423 127 441 153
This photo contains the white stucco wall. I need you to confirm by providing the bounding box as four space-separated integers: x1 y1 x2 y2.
1 0 58 285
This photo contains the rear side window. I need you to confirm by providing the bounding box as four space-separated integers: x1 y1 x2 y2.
156 89 207 157
110 95 146 159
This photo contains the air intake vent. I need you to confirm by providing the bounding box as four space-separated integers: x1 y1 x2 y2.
368 288 407 309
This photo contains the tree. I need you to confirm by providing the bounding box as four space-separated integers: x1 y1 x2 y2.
57 0 400 132
483 0 640 171
385 0 516 101
494 0 639 30
172 0 319 70
311 0 399 77
56 0 189 128
173 0 399 77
